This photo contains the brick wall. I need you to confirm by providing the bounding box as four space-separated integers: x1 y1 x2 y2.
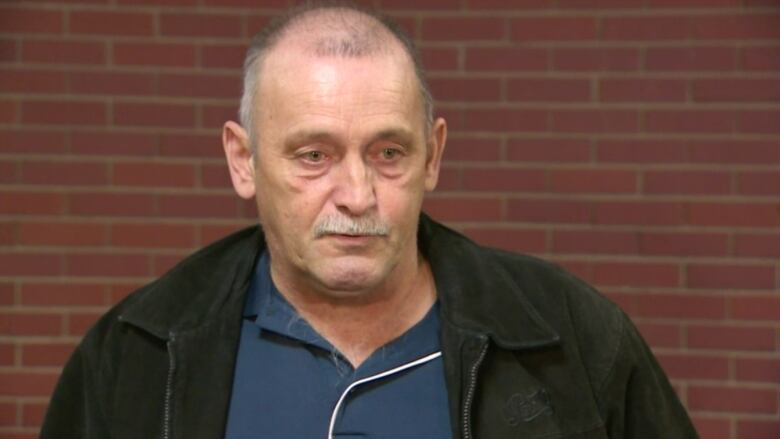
1 0 779 437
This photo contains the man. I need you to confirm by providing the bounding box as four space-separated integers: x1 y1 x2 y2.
41 3 697 438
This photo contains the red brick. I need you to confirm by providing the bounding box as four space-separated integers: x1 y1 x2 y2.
21 282 105 306
114 103 195 128
201 43 245 69
602 16 690 40
739 171 780 196
648 0 740 6
694 79 780 102
200 224 246 246
68 312 104 336
656 354 729 380
0 70 67 94
68 192 156 217
22 343 76 367
743 46 780 71
646 47 737 71
119 0 196 4
738 421 780 439
70 11 153 36
22 40 105 65
732 297 780 321
600 79 687 102
421 47 459 71
0 343 14 366
462 109 548 133
158 194 241 219
739 110 780 134
689 386 776 413
464 47 548 72
0 39 17 62
0 313 62 336
114 42 196 67
202 104 238 129
158 73 241 99
688 264 775 290
0 7 62 34
736 358 780 383
246 14 275 36
70 131 158 156
422 17 506 41
69 71 156 96
507 78 590 102
689 140 780 164
0 251 65 277
511 17 597 41
423 197 502 221
0 191 65 215
20 161 107 186
444 138 501 162
557 0 644 6
735 234 780 258
688 325 776 351
507 138 590 163
0 100 17 123
552 110 639 133
113 162 196 188
429 78 501 102
22 100 106 126
639 232 728 257
203 0 286 6
507 199 591 224
0 282 13 305
67 253 150 277
0 372 59 396
464 0 550 8
550 169 637 194
692 14 780 40
18 222 106 247
159 134 224 158
688 203 780 227
555 260 593 283
643 170 731 195
462 168 546 192
22 402 46 426
691 417 730 439
636 322 681 348
378 0 455 9
160 13 241 38
645 110 735 133
593 262 679 288
595 201 685 226
462 228 547 254
552 47 639 71
0 130 67 153
553 230 637 254
111 223 197 249
637 293 726 319
202 164 232 189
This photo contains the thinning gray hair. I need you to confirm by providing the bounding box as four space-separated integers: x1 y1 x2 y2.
239 1 435 150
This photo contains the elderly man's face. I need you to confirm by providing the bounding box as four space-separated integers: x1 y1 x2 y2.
230 46 446 297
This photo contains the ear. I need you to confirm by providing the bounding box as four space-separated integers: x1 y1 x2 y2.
222 121 256 200
424 117 447 191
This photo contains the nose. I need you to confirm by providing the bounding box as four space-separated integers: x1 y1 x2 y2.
332 154 377 216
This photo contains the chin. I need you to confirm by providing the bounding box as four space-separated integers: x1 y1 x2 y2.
314 259 386 295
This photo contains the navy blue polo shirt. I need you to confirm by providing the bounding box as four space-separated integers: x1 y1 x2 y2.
224 251 452 439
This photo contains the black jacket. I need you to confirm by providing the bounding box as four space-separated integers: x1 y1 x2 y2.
41 215 697 438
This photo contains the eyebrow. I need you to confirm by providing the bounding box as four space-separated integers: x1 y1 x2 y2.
283 127 418 150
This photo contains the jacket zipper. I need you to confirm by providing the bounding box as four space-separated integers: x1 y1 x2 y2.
163 332 176 439
462 339 488 439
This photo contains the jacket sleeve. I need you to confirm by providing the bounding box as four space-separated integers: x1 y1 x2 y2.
40 340 110 438
595 313 699 438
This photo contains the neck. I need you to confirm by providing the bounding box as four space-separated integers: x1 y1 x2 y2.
269 253 437 368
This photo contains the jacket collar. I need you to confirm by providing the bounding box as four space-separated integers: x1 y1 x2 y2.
120 214 559 349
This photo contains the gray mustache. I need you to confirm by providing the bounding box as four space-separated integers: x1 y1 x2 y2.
314 215 390 238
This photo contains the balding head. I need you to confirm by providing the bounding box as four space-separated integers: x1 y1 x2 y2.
239 2 434 149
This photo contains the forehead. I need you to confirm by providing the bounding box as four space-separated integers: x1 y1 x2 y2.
256 43 423 137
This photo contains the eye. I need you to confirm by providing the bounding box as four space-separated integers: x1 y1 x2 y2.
303 150 325 162
380 147 401 160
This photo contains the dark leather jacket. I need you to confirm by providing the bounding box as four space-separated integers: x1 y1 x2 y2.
41 215 698 438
